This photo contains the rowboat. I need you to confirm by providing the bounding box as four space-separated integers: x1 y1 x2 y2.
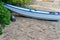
4 4 60 20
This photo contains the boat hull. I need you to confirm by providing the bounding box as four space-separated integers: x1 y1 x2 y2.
4 4 60 20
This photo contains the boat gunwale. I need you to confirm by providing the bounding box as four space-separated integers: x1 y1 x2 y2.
4 4 60 16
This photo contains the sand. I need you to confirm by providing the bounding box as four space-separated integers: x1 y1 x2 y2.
0 16 60 40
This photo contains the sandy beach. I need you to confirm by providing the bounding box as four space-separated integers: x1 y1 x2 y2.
0 16 60 40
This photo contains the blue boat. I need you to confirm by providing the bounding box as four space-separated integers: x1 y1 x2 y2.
4 4 60 20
